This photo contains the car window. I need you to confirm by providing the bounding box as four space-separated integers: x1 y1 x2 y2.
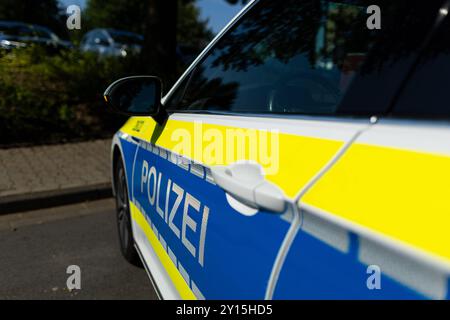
166 0 444 116
392 15 450 119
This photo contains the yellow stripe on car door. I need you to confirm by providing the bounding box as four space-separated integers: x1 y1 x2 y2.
120 116 345 198
301 142 450 262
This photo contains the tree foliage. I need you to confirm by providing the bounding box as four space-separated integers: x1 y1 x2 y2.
0 47 133 145
84 0 213 86
84 0 212 50
0 0 250 145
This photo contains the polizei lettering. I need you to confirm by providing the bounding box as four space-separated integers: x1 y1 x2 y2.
140 159 209 267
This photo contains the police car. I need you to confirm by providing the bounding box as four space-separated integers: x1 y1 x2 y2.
104 0 450 299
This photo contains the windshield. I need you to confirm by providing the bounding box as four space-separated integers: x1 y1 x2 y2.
168 0 444 116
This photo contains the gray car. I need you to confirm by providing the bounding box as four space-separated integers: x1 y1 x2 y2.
0 21 72 52
80 28 143 57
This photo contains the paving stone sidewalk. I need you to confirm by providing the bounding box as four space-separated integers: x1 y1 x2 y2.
0 139 112 213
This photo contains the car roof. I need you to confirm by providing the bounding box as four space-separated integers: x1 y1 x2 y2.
105 28 143 39
0 20 30 27
0 20 54 32
82 28 144 41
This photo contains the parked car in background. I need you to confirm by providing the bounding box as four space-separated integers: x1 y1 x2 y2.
0 21 72 52
80 28 202 66
80 28 143 57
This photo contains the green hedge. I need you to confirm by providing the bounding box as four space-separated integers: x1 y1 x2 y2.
0 47 141 146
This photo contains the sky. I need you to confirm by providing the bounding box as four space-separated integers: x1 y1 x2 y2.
59 0 245 34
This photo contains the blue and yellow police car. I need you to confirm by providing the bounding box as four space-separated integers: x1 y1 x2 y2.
104 0 450 299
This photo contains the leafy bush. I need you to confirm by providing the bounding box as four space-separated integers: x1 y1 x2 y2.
0 47 141 146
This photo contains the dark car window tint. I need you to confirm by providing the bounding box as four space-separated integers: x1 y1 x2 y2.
166 0 443 116
392 15 450 118
167 72 192 105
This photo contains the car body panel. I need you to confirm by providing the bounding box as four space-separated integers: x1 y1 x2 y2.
272 120 450 299
119 114 368 198
112 111 368 299
130 139 290 299
274 218 429 299
301 121 450 264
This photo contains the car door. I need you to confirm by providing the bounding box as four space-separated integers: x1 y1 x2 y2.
123 0 432 300
274 1 450 300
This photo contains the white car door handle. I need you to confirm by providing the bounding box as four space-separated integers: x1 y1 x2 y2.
210 162 286 213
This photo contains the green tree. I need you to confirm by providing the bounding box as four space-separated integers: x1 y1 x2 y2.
141 0 246 86
84 0 213 86
84 0 147 34
84 0 211 50
177 2 213 50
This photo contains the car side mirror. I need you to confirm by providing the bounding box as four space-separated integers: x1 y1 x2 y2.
103 76 167 125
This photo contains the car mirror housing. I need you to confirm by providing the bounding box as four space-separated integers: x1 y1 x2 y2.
104 76 167 125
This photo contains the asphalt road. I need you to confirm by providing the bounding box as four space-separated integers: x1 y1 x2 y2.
0 199 158 300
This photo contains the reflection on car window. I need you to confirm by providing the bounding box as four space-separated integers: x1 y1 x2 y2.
167 0 444 116
392 15 450 119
